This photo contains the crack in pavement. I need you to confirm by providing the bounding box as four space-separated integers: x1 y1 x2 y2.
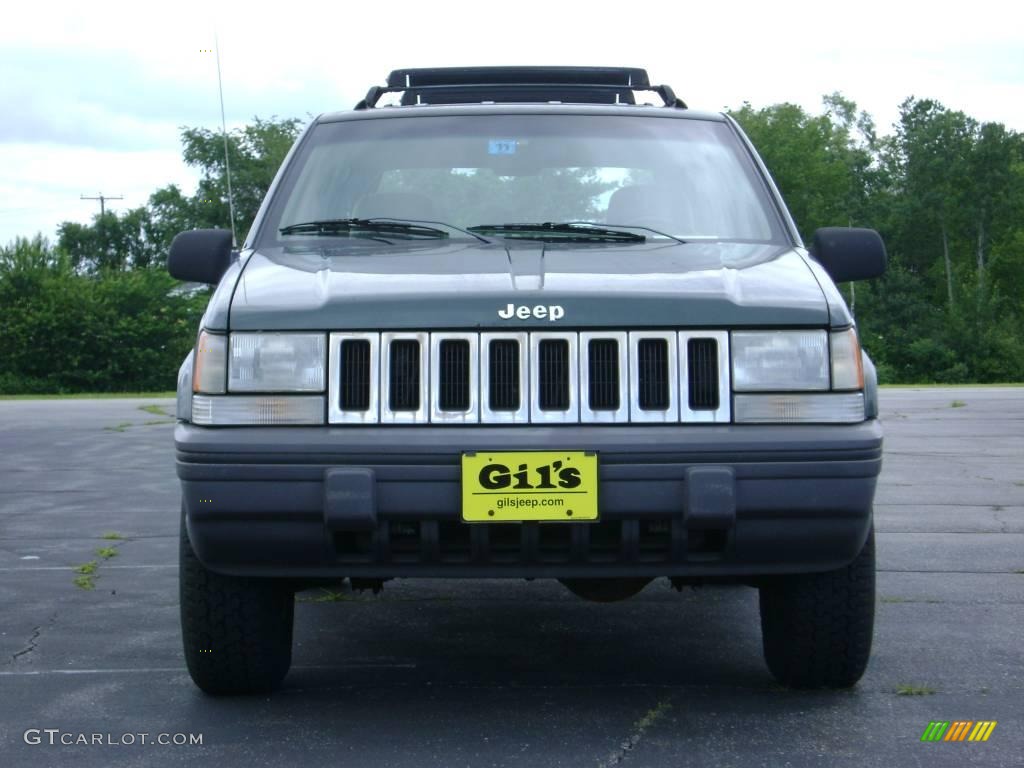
7 610 57 663
7 612 56 665
10 626 41 664
598 696 673 767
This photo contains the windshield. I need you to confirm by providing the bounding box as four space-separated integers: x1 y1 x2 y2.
257 113 787 248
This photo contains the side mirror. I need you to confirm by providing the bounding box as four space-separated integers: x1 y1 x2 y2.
168 229 234 284
810 227 887 283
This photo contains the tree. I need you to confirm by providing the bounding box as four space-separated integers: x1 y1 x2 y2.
729 97 873 240
179 116 305 239
887 98 976 308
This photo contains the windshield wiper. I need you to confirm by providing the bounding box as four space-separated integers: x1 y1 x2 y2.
279 218 451 240
567 221 686 244
468 222 646 243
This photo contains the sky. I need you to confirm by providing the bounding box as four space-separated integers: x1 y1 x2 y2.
2 0 1022 245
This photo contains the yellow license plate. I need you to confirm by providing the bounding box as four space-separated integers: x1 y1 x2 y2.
461 451 598 522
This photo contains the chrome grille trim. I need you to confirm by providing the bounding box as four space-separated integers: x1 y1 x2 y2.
380 332 430 424
530 331 580 423
430 332 479 424
679 330 731 423
628 331 679 422
327 330 729 425
579 331 629 423
328 332 380 424
480 332 530 424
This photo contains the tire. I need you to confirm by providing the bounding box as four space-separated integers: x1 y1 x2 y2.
559 578 652 602
179 511 294 695
758 526 875 689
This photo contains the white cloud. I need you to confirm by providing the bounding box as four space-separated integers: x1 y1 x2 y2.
1 0 1021 244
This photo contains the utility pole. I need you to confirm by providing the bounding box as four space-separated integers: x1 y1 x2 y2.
80 193 123 217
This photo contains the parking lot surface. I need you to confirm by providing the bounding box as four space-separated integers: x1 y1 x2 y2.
1 388 1021 767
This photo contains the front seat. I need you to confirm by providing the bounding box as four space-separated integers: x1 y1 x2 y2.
353 192 442 221
605 184 690 233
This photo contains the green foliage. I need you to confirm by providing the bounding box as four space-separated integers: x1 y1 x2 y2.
733 94 1024 383
729 95 879 239
180 116 304 238
2 102 1022 393
0 240 207 394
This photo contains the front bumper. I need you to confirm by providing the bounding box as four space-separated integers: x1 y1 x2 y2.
176 421 882 579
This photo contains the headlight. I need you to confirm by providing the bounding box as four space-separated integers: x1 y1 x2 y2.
732 331 829 392
228 332 326 392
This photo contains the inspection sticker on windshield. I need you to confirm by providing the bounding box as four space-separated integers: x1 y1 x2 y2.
488 139 517 155
462 451 598 522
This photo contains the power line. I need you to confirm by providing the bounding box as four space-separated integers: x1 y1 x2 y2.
80 193 123 217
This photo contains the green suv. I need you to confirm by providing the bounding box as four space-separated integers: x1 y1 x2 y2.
169 66 887 695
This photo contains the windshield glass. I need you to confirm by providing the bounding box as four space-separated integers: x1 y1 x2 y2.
258 114 787 247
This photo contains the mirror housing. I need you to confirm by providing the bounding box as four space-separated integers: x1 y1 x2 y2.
810 227 887 283
168 229 234 284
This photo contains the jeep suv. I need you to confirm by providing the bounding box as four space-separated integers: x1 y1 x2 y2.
169 67 887 695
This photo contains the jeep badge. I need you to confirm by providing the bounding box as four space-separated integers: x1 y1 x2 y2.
497 303 565 321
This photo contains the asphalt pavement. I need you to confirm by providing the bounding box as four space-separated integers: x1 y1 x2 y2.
0 388 1021 767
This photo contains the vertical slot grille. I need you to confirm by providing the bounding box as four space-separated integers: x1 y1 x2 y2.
588 339 620 410
339 339 371 411
388 340 421 411
438 340 471 411
687 338 719 410
538 339 570 410
488 340 521 411
637 339 669 410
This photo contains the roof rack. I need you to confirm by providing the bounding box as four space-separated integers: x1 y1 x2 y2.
354 67 687 110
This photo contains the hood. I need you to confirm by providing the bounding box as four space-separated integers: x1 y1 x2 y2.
226 240 831 330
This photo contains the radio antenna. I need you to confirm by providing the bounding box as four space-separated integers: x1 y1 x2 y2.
214 32 238 247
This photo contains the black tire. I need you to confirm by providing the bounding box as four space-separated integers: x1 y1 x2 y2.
179 512 294 695
759 527 875 689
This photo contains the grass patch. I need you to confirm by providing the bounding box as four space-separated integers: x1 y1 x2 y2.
73 561 98 575
950 400 967 408
142 419 176 426
1014 569 1024 575
634 700 672 731
297 588 351 603
100 532 124 540
895 684 936 696
881 596 944 604
0 392 175 400
1014 481 1024 487
138 404 169 416
103 422 133 432
95 547 118 559
73 575 96 590
879 383 1024 389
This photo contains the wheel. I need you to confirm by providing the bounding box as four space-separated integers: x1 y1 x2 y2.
758 527 875 689
179 510 294 695
559 577 652 602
